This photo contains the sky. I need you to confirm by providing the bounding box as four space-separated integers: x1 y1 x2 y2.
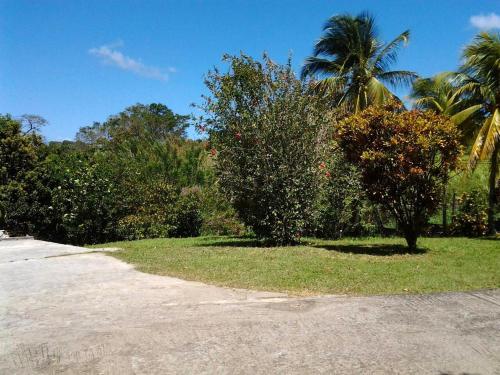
1 0 499 141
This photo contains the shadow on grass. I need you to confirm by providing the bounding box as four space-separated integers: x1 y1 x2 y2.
314 243 426 256
195 238 268 248
476 236 500 241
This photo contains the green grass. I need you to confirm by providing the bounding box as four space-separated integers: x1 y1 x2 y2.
92 236 500 296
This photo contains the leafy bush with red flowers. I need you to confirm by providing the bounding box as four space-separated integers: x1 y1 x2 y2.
336 102 462 249
199 53 332 245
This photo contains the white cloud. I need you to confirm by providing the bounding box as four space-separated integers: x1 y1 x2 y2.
89 42 173 81
470 13 500 30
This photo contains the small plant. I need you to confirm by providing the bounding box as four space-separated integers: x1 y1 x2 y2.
451 190 488 237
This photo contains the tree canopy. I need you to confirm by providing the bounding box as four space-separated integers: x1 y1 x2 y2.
301 12 417 112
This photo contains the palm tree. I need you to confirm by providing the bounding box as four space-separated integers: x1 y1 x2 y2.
458 32 500 235
411 73 482 233
301 12 417 112
411 72 481 129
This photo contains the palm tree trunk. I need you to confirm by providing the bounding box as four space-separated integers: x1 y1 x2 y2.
487 143 499 235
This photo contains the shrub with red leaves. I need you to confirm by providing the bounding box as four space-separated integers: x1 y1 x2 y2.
336 102 461 249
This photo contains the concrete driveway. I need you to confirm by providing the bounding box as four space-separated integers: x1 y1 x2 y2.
1 239 499 374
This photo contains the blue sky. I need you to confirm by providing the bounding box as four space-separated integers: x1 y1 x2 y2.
1 0 499 141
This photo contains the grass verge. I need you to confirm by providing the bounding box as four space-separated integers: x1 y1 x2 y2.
92 236 499 296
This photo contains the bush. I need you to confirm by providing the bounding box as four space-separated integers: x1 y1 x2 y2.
309 151 366 238
171 187 203 237
115 181 178 241
198 183 246 236
201 211 246 236
117 214 174 241
200 53 331 245
451 190 488 236
49 156 118 245
336 103 462 249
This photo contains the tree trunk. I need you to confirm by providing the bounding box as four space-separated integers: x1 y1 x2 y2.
487 143 499 236
442 183 448 235
451 191 456 224
401 223 419 251
404 231 418 251
374 206 385 236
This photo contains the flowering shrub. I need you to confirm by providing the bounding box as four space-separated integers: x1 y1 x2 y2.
336 102 461 249
199 54 331 245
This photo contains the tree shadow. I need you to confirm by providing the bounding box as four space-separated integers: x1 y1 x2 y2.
313 243 426 256
476 236 500 241
195 238 270 248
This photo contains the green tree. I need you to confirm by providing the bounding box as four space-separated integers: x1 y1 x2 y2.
301 12 417 112
19 114 48 134
201 53 331 245
0 115 43 185
336 103 461 250
0 115 46 234
76 103 189 144
411 72 483 233
458 32 500 235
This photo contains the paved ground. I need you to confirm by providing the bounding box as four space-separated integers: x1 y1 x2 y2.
0 239 499 374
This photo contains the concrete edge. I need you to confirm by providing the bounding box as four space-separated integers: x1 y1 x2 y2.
0 236 34 241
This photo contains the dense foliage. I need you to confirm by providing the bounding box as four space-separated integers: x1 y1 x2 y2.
0 106 239 244
336 103 462 249
309 150 369 238
200 54 332 245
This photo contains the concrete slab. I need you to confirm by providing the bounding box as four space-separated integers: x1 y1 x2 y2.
0 239 499 374
0 239 113 263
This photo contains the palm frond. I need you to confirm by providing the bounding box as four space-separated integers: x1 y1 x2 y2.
300 56 344 79
309 76 347 97
367 77 393 107
480 108 500 160
372 30 410 71
450 104 482 126
377 70 417 89
413 97 444 112
468 115 492 172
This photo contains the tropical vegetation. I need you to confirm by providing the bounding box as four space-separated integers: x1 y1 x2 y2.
1 12 498 251
459 32 500 235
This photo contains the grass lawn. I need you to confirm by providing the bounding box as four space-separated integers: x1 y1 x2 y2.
93 236 500 296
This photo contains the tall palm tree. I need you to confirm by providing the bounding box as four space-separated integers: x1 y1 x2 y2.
411 73 482 233
458 32 500 235
301 12 417 112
